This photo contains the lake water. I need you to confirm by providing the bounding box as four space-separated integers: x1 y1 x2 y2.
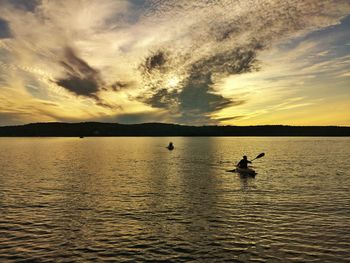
0 137 349 262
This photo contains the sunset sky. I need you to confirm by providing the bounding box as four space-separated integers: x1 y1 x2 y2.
0 0 349 126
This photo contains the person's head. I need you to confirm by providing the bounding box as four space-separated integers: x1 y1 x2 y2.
243 155 247 159
169 142 173 145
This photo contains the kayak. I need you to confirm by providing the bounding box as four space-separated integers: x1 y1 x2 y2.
236 167 256 175
227 167 257 176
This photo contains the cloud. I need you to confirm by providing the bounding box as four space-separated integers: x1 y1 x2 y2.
111 111 166 124
341 72 350 77
56 47 103 99
2 0 39 12
133 1 350 123
142 50 167 73
0 18 12 39
137 40 261 123
0 0 350 125
109 81 131 91
215 116 243 122
88 110 167 124
0 112 31 125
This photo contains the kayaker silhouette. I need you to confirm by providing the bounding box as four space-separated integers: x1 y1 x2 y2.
167 142 174 150
237 155 251 168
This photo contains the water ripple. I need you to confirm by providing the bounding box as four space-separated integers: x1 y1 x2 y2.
0 137 350 262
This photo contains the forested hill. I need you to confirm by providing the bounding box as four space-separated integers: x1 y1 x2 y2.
0 122 349 136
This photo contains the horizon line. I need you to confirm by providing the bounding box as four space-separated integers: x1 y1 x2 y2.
1 121 349 128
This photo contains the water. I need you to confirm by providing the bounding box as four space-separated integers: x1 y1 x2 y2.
0 137 349 262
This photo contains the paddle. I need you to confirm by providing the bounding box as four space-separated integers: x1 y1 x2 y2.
251 152 265 162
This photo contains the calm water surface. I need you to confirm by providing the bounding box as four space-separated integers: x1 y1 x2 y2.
0 137 349 262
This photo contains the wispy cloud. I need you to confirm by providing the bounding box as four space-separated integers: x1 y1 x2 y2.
341 72 350 77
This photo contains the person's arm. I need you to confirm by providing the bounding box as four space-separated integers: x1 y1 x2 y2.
248 160 252 164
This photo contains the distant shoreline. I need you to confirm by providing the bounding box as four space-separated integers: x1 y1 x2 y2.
0 122 349 137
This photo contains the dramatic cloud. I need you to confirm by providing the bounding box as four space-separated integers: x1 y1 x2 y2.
142 51 167 73
56 47 103 99
0 18 11 39
0 0 349 125
132 0 350 123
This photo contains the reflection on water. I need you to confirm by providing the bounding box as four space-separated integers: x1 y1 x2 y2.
0 137 350 262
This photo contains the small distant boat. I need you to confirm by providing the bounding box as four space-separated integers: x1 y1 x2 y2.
167 142 174 150
79 136 84 139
